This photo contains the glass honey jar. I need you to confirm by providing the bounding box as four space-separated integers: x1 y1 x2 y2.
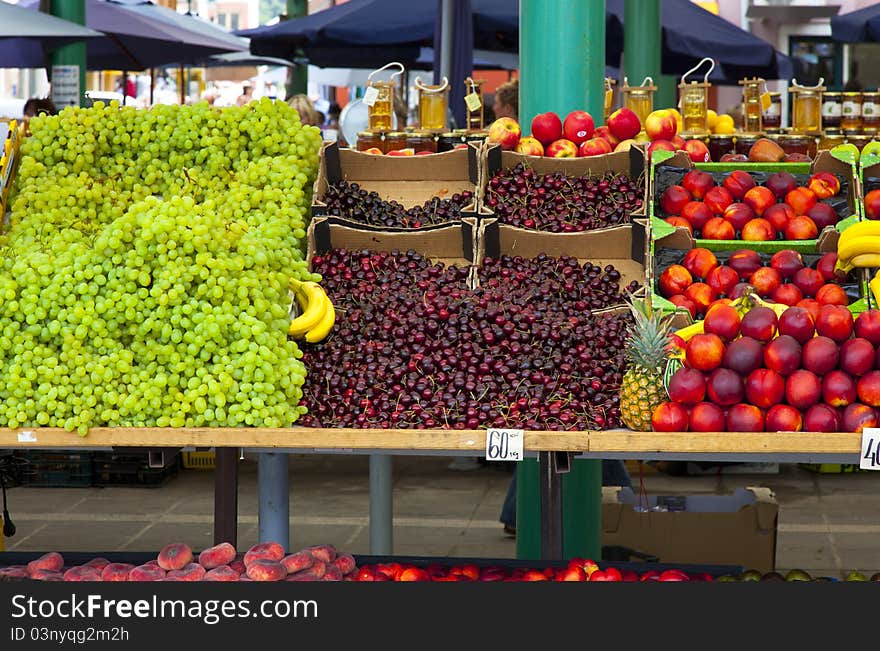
862 92 880 133
818 129 845 152
406 130 437 153
707 134 735 161
436 131 462 152
763 92 782 129
841 92 863 132
366 80 395 132
776 132 816 158
415 77 450 132
734 133 761 157
356 131 384 152
383 131 408 153
789 79 825 134
822 92 842 129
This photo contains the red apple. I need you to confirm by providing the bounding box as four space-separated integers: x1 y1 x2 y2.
855 310 880 346
665 216 693 234
668 294 698 318
804 404 839 432
777 306 815 343
644 109 677 141
706 265 739 296
792 267 825 298
726 403 765 432
689 402 726 432
765 404 803 432
530 112 562 146
514 136 544 157
545 138 579 158
671 134 687 151
647 139 676 159
659 264 694 297
769 249 804 279
817 252 847 283
771 283 804 306
684 139 710 162
682 248 719 279
593 125 620 147
562 110 595 145
815 284 848 306
785 187 817 216
605 107 641 142
815 304 855 343
841 403 878 433
784 216 819 240
487 117 522 151
577 137 612 157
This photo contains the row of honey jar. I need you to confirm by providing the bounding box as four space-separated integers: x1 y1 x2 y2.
760 91 880 133
704 128 875 161
355 128 489 154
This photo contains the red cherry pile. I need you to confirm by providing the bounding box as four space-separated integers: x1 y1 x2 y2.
659 169 844 241
355 559 706 582
654 306 880 433
658 248 850 320
298 249 638 430
484 163 643 232
322 180 475 228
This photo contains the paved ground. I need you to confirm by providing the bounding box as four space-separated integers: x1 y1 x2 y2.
2 454 878 578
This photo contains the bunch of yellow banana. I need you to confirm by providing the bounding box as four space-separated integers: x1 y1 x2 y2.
870 269 880 307
288 278 336 343
834 221 880 274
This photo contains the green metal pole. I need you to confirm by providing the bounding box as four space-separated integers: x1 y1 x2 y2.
49 0 87 108
518 0 604 561
624 0 662 103
286 0 308 97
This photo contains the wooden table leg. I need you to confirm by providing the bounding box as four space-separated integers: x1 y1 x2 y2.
213 448 239 546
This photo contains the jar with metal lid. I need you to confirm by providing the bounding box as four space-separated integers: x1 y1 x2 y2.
841 92 863 131
776 132 817 158
356 131 384 152
763 92 782 129
822 92 842 129
707 134 735 161
818 128 846 152
463 129 489 144
734 133 761 156
383 131 408 153
437 131 463 152
862 92 880 133
846 133 873 152
406 131 437 153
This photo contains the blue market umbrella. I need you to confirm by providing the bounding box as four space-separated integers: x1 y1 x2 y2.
831 4 880 42
0 0 102 69
15 0 246 70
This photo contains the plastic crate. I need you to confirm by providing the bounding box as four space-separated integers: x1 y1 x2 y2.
17 451 93 488
181 451 216 470
799 463 864 474
91 452 178 488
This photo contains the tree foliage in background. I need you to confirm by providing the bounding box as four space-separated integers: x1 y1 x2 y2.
260 0 287 25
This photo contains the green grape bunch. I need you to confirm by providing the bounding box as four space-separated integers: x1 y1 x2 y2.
0 98 324 434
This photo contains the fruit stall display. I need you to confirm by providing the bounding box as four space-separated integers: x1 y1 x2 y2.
310 141 480 230
650 150 857 251
652 248 862 323
488 106 722 163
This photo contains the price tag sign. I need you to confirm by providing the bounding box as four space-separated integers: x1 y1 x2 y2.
760 92 772 112
486 428 524 462
860 428 880 470
464 92 482 112
17 431 36 443
363 86 379 107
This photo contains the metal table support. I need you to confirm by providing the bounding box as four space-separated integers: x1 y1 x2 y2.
258 452 289 550
369 454 393 554
539 452 564 560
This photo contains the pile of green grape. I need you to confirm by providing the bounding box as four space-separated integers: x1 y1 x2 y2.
0 98 323 434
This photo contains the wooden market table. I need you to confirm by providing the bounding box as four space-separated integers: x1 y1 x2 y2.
0 427 866 559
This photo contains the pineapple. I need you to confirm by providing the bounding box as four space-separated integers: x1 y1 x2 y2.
619 299 673 431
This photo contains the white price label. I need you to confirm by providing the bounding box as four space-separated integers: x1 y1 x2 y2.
464 92 482 112
17 430 36 443
363 86 379 107
485 428 523 462
860 428 880 470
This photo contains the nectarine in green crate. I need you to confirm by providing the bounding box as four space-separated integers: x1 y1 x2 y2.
649 149 860 254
